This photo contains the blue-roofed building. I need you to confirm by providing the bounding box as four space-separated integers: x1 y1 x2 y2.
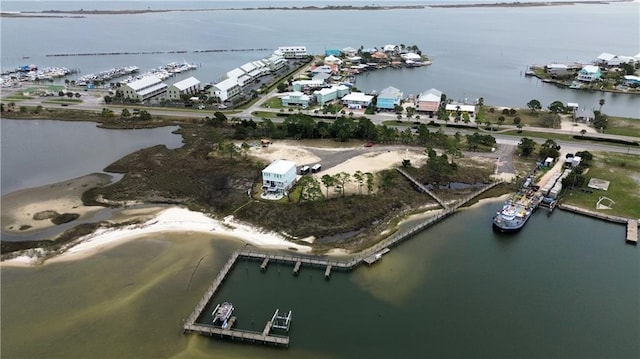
325 49 341 56
376 86 403 110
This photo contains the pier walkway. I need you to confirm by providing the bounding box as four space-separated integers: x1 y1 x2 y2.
396 168 448 209
627 219 638 245
557 204 638 245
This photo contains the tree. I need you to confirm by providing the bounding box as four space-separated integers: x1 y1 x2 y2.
321 174 335 198
74 92 81 99
513 116 521 125
20 106 27 113
138 110 151 121
353 170 365 194
277 82 288 92
593 111 608 131
539 139 560 160
225 142 239 159
58 91 65 97
579 129 587 138
240 142 251 158
66 92 73 98
497 116 505 127
599 98 605 112
527 99 542 113
333 172 351 197
365 172 374 195
121 108 131 120
517 137 536 156
548 100 565 114
298 176 322 202
516 123 523 133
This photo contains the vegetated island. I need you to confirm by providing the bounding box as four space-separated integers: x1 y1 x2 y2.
429 1 619 8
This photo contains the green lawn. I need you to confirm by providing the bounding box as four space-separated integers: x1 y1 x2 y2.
605 116 640 138
42 98 82 104
251 111 279 118
2 94 33 101
562 152 640 219
261 96 284 109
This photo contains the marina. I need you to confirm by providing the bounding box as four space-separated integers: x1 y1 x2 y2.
74 65 140 86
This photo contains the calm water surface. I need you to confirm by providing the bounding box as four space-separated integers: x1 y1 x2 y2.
2 205 638 358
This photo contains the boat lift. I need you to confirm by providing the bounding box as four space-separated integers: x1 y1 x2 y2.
270 309 293 332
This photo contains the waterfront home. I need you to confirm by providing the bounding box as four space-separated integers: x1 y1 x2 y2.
120 74 167 101
324 55 343 66
376 86 403 110
166 76 200 100
415 88 442 115
281 91 311 107
400 53 421 61
574 108 595 122
383 44 398 53
341 47 358 57
445 103 477 117
347 56 362 64
311 65 337 76
277 46 308 59
209 78 241 102
577 65 601 82
342 92 374 109
371 51 388 61
596 52 636 67
292 80 325 92
313 85 350 105
546 63 573 78
262 159 297 196
623 75 640 86
312 72 331 83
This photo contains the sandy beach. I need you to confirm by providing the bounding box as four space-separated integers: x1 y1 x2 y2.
1 173 113 234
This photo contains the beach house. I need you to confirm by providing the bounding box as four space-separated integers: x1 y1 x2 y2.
262 159 297 196
313 85 350 105
281 91 311 107
342 92 374 109
415 88 442 115
209 78 241 102
376 86 403 110
577 65 601 82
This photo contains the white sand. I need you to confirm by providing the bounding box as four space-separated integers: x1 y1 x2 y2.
560 115 596 134
3 207 311 266
248 142 321 165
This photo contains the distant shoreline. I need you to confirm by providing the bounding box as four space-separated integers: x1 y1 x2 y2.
1 0 632 18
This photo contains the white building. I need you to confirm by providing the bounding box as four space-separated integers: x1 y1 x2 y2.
277 46 308 59
209 78 241 102
341 92 374 109
120 75 168 101
415 88 442 114
262 159 297 195
264 54 288 71
445 103 477 115
166 76 201 100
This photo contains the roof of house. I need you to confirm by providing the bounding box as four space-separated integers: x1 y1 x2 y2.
240 62 257 73
418 88 442 101
126 75 162 91
383 44 396 52
401 53 421 60
315 87 336 96
342 92 374 102
581 65 600 73
445 103 476 112
227 68 246 79
547 63 568 69
624 75 640 81
566 102 579 108
171 76 200 91
379 86 402 99
214 78 239 92
137 83 168 97
324 55 342 64
597 52 616 61
263 159 297 175
342 46 357 53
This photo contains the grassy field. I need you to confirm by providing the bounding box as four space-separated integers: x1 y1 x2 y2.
605 116 640 138
1 94 33 101
261 96 284 109
42 98 82 104
561 152 640 219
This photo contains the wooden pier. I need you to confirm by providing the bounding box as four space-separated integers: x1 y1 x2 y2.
260 258 269 271
184 323 290 347
324 265 332 279
397 168 448 209
626 219 638 245
183 180 505 348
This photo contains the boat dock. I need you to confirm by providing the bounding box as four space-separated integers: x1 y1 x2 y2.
626 219 638 245
184 180 505 347
363 248 390 265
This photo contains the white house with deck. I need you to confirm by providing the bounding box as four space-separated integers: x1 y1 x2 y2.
262 159 297 195
166 76 201 100
277 46 308 59
415 88 442 114
209 78 241 102
342 92 374 109
120 75 168 101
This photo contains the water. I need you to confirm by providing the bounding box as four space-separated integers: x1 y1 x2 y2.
0 119 183 195
1 205 637 358
1 1 639 117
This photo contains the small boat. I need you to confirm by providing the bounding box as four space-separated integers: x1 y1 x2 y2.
212 302 234 327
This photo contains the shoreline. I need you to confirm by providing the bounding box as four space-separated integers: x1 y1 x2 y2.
2 206 311 267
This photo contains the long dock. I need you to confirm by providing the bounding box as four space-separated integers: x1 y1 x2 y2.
626 219 638 245
293 261 301 275
396 168 448 209
184 323 289 347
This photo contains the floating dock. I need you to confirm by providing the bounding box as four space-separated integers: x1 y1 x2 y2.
626 219 638 245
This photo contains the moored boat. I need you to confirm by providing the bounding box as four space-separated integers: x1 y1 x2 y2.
492 188 541 233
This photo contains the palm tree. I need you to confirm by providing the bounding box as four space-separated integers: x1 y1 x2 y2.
599 98 605 112
580 129 587 138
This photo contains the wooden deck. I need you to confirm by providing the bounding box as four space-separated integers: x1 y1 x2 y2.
626 219 638 245
363 248 390 265
184 323 289 347
397 167 448 209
